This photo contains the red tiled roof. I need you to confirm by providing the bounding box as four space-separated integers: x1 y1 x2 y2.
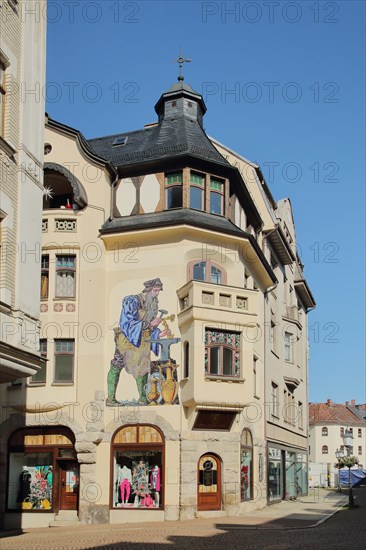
309 402 364 426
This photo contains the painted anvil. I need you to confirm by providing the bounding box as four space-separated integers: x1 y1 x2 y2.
145 338 181 362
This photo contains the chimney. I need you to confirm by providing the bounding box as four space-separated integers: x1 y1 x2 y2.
350 399 356 406
326 399 332 406
345 401 349 406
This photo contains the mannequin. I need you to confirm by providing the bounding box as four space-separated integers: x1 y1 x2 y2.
118 465 132 505
150 465 161 507
132 458 149 506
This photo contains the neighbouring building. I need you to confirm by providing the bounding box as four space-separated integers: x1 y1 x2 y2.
0 0 46 384
0 73 315 528
309 399 366 486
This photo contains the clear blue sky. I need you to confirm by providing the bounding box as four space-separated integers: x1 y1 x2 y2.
45 0 365 405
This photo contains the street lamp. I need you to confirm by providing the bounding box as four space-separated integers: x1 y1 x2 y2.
335 448 344 491
342 428 354 508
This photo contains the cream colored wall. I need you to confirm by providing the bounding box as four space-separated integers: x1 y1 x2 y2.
309 424 366 467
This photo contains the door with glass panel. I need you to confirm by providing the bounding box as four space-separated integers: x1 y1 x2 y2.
59 461 79 510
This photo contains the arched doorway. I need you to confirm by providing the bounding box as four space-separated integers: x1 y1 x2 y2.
197 454 221 511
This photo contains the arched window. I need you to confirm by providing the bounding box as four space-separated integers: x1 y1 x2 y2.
241 429 253 501
322 445 328 454
183 342 189 378
187 260 227 285
322 427 328 436
111 425 164 510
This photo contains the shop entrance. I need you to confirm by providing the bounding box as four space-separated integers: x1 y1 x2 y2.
58 461 79 510
197 454 221 511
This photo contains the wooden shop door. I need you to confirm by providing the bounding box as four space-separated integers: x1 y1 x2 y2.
197 454 221 511
59 461 79 510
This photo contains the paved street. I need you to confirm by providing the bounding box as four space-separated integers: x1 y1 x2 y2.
1 488 365 550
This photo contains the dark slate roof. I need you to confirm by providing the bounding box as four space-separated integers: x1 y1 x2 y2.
87 115 229 170
100 209 276 283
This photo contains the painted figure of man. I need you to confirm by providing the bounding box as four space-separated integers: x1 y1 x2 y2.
106 278 168 406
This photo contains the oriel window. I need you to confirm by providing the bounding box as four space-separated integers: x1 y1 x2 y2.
165 172 183 209
56 255 76 298
190 172 204 210
209 177 224 215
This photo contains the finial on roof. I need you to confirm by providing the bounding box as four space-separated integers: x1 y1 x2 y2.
176 48 191 82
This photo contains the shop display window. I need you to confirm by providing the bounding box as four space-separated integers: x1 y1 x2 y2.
112 425 164 510
268 447 282 502
240 429 253 501
8 452 53 510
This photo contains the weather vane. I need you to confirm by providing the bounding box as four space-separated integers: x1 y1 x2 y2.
175 49 191 82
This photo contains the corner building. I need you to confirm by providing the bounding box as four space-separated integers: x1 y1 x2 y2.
0 79 315 527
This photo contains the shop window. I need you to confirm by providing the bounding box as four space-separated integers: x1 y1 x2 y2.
112 425 164 509
165 172 182 209
54 339 74 383
322 427 328 436
204 329 240 378
241 429 253 501
188 259 227 285
209 177 224 215
40 254 49 299
56 255 76 298
7 427 75 512
322 445 328 454
30 339 47 384
190 172 204 210
268 447 282 502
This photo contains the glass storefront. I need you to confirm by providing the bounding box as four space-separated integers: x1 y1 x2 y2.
268 447 282 502
112 425 164 510
269 445 308 502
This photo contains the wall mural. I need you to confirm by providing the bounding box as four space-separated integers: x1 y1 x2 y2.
106 278 180 407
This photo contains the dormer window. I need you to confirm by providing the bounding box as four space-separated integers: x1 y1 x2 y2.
210 177 224 215
165 172 183 209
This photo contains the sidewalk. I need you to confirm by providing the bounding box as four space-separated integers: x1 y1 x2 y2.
0 489 352 550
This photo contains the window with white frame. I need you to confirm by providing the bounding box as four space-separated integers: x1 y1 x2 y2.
271 382 279 417
358 446 362 455
284 331 293 362
30 340 47 384
54 339 74 383
253 356 258 396
56 255 76 298
322 427 328 436
322 445 328 454
298 401 303 429
358 429 362 438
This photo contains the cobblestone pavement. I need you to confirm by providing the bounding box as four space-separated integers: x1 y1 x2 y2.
1 488 365 550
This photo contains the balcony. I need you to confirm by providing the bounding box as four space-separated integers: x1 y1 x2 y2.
177 280 259 328
42 209 78 234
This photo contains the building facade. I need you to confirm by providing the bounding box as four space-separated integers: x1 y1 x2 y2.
0 0 46 384
309 399 366 486
0 77 314 528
